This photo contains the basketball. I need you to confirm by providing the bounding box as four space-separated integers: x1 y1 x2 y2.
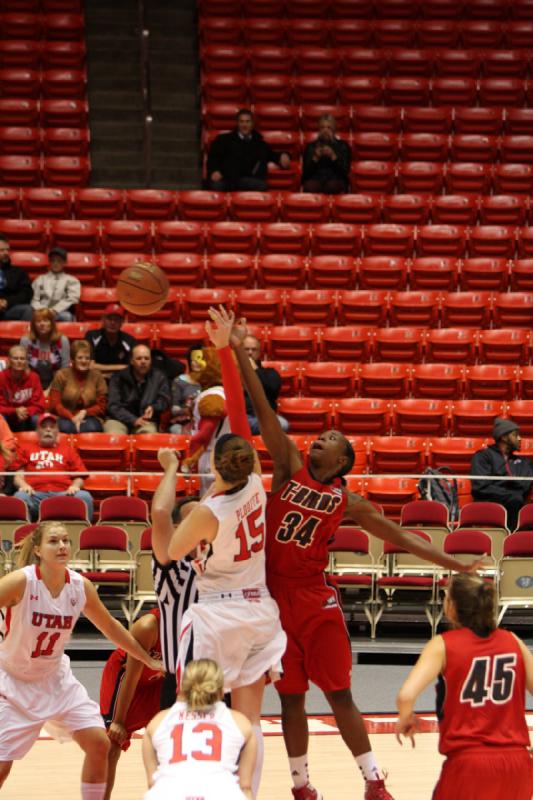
116 261 169 316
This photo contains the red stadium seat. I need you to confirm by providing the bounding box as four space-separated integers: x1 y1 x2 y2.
63 253 102 283
505 400 533 436
261 130 301 161
286 0 330 16
0 98 38 126
493 163 533 194
42 127 90 157
445 163 492 194
280 193 329 224
155 323 206 358
261 361 301 396
350 161 396 194
78 287 118 321
364 224 414 257
364 477 418 521
0 68 39 98
234 288 283 323
178 190 227 222
432 77 477 106
41 99 88 128
253 103 299 132
468 225 515 259
320 325 373 362
0 154 39 186
352 105 402 133
0 219 46 250
0 40 40 70
156 253 205 288
71 433 130 472
285 289 336 325
0 320 29 351
458 501 508 533
57 321 100 340
126 189 176 221
400 133 449 163
331 194 381 225
374 327 424 362
393 399 448 435
259 222 309 255
341 48 387 76
329 18 373 46
505 109 533 135
42 68 86 99
461 21 504 48
441 291 492 328
479 78 525 106
268 325 318 360
511 259 533 290
358 255 408 290
501 135 533 163
201 44 247 73
247 46 293 75
431 195 478 225
451 134 498 163
464 365 516 399
206 253 255 287
43 13 85 40
276 397 332 433
352 133 399 162
334 398 391 435
293 46 341 76
517 366 533 399
202 101 242 131
412 364 463 399
485 49 529 77
100 221 151 253
388 47 434 75
301 362 356 398
479 195 527 226
206 221 258 254
434 48 481 78
103 252 151 285
42 41 86 70
301 104 350 133
43 156 89 187
312 223 361 255
359 362 410 398
368 436 426 474
256 253 306 288
389 290 440 327
478 329 529 364
249 74 292 104
402 106 453 134
400 499 451 531
0 186 19 217
425 328 477 363
409 256 458 290
337 289 389 326
0 125 39 155
374 19 417 47
493 291 533 328
384 77 431 106
285 18 329 46
397 162 444 194
229 191 278 222
418 21 460 48
181 288 233 323
427 436 486 473
203 73 248 104
131 434 189 472
454 107 504 135
382 195 429 225
21 187 71 219
460 257 509 291
10 250 47 280
154 221 205 253
339 75 384 105
73 187 123 220
132 475 188 504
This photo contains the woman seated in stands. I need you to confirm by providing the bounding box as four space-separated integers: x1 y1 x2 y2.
20 308 70 391
48 339 107 434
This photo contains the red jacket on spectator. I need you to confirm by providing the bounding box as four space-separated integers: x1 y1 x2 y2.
0 369 45 417
12 440 88 492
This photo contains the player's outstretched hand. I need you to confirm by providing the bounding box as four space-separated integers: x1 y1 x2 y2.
395 713 419 748
157 447 179 471
206 305 235 349
108 721 127 746
461 555 489 573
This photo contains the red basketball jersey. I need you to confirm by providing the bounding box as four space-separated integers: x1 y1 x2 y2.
106 607 162 687
437 627 530 755
265 460 347 580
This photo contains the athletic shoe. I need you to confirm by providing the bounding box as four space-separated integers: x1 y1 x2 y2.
364 778 395 799
291 784 324 800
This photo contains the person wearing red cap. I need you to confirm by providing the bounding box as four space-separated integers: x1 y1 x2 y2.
12 413 93 521
0 345 45 431
85 304 137 379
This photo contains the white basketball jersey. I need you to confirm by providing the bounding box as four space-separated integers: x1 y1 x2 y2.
150 700 244 788
0 565 85 682
193 472 267 594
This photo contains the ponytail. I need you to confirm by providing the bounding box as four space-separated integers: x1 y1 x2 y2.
179 659 224 711
447 573 497 636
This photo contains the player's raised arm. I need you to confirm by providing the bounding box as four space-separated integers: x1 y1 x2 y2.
151 448 180 565
345 492 486 573
168 503 218 561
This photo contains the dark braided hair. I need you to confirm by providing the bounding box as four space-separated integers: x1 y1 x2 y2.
214 433 254 484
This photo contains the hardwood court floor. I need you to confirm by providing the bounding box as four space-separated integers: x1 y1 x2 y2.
6 729 445 799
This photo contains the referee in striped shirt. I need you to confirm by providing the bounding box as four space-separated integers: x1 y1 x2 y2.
151 463 199 709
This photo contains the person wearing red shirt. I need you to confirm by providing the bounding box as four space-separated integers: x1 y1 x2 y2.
12 412 93 521
0 345 45 431
396 573 533 800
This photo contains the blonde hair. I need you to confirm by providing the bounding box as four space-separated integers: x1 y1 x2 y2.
447 573 497 636
71 339 91 359
180 659 224 710
17 521 68 568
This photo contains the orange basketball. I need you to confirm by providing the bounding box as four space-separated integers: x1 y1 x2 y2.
116 261 169 316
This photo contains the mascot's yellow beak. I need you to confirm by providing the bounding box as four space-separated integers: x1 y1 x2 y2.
190 349 206 371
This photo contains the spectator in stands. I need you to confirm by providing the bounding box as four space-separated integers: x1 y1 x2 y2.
243 334 288 435
85 304 137 378
169 345 203 435
207 107 291 192
0 345 45 431
104 344 171 435
302 113 351 195
48 339 107 434
0 234 32 321
12 412 93 521
30 246 81 322
0 414 15 494
20 308 70 391
471 417 533 531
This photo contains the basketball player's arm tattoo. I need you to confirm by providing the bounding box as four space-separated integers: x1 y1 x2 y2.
151 450 180 565
168 504 219 561
396 636 445 737
0 570 26 607
344 492 482 572
110 614 159 736
83 579 162 671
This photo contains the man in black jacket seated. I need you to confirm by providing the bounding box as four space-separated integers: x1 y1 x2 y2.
206 108 291 192
471 416 533 531
243 334 289 435
104 344 170 434
0 234 32 321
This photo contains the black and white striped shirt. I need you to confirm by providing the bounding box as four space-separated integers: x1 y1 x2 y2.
152 556 198 673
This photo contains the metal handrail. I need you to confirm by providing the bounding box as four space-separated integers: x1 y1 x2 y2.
138 0 152 187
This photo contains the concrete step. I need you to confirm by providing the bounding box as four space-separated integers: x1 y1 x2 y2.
89 90 143 110
91 168 147 188
90 109 144 126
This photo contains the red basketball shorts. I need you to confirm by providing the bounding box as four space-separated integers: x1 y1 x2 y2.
100 654 163 751
268 576 352 695
433 748 533 800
